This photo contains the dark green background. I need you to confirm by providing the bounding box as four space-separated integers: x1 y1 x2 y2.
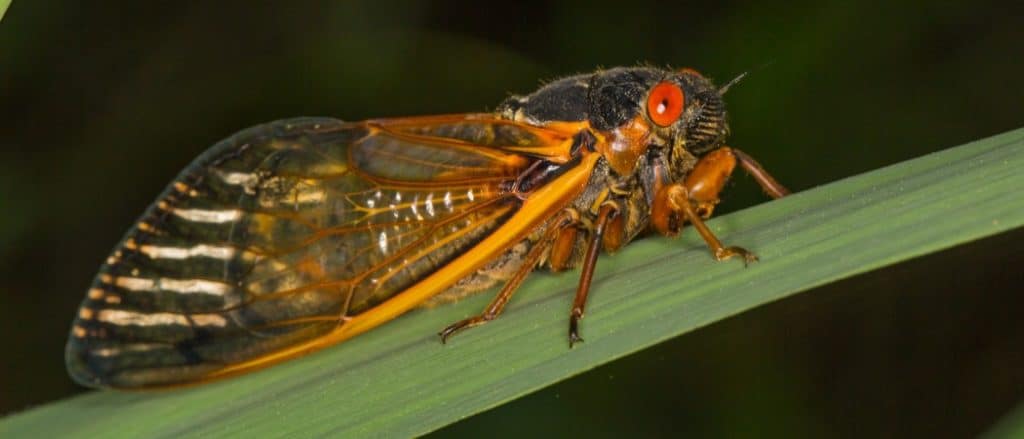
1 1 1022 436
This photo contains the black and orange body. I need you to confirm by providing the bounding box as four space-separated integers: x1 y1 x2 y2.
66 67 789 389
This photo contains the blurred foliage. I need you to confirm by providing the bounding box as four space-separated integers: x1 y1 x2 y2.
0 0 1021 436
985 400 1024 438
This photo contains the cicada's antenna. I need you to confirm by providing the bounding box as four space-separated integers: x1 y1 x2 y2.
719 59 775 95
718 71 748 95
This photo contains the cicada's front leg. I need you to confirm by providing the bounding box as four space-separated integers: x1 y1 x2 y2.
652 147 789 263
683 146 790 218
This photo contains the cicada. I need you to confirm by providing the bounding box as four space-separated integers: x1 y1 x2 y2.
66 66 789 389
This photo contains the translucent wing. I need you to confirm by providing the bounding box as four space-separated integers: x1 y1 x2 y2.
66 115 582 388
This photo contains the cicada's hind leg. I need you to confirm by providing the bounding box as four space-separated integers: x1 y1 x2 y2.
653 146 789 264
439 210 578 343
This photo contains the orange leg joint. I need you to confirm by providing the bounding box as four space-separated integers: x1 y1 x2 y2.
684 147 737 218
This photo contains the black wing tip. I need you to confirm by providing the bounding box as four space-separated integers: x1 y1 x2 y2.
65 335 112 389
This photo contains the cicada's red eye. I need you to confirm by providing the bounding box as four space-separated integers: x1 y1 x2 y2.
646 81 685 127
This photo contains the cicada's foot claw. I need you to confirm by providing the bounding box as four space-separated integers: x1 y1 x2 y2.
568 310 584 348
439 317 487 344
714 246 758 266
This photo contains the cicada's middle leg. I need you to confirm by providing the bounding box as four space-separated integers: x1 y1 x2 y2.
566 202 621 347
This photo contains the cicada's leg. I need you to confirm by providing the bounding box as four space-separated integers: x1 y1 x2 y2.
439 210 577 343
664 183 757 264
568 202 621 347
683 147 738 219
548 209 583 272
650 146 787 263
730 148 790 199
681 147 790 221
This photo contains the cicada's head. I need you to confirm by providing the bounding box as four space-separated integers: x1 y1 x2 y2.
584 67 732 182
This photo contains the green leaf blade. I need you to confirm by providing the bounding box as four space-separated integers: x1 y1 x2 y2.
2 128 1023 438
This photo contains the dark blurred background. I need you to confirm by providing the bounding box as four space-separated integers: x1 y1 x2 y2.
1 1 1022 436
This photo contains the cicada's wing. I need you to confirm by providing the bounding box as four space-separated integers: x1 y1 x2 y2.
66 115 583 388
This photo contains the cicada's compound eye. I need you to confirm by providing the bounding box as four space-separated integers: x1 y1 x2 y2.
646 81 685 127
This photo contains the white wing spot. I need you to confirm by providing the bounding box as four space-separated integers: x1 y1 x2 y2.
410 194 422 220
378 231 389 254
91 343 165 358
97 310 227 327
425 193 435 217
139 244 237 260
216 171 259 194
113 276 231 296
172 208 242 223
